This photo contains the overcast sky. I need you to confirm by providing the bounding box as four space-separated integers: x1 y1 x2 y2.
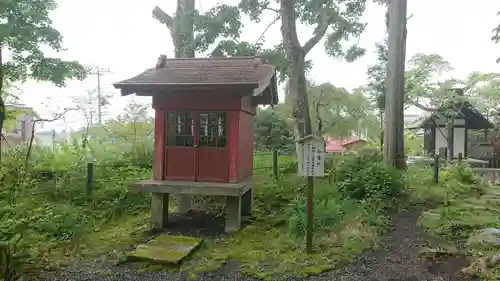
16 0 500 131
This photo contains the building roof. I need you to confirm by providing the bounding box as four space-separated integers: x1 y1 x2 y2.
113 56 278 104
325 136 367 153
418 101 493 130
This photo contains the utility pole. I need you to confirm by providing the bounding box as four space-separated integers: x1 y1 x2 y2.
90 67 111 125
384 0 407 169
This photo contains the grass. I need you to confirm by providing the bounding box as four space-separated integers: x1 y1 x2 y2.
1 149 402 280
406 162 500 279
50 152 393 280
178 180 385 280
22 152 499 280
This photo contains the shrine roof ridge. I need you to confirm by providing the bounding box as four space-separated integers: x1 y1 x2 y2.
113 56 276 87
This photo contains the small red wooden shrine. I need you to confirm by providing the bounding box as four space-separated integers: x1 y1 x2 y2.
113 55 278 232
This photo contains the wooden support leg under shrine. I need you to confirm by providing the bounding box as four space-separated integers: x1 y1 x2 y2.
138 178 253 233
177 195 192 214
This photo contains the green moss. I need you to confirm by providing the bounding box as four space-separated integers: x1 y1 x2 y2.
181 214 379 279
136 263 171 273
79 213 151 256
56 171 383 278
300 265 334 276
128 235 203 265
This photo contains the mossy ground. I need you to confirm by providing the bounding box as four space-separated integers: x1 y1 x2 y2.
127 235 203 265
61 177 385 279
179 211 380 279
407 163 500 279
39 153 390 279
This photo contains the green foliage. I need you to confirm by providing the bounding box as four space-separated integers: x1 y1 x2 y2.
366 41 388 108
404 132 424 156
329 147 405 202
0 234 25 281
308 83 380 139
192 4 242 53
415 164 490 238
287 148 402 237
407 163 484 206
367 40 500 117
0 0 88 141
0 112 154 276
288 185 356 236
254 108 294 152
153 1 308 82
237 0 373 81
154 2 243 57
277 82 380 140
493 11 500 63
0 0 88 84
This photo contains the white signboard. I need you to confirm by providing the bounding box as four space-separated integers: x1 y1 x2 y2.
297 138 325 177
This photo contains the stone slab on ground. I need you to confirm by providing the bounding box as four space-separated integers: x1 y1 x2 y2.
127 235 203 265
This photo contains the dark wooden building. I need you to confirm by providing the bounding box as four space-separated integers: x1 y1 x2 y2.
420 101 493 158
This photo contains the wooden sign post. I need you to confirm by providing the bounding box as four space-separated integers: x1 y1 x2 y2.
296 135 325 253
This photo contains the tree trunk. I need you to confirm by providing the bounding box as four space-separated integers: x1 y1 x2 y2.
281 0 312 142
173 0 196 57
384 0 407 169
0 46 4 161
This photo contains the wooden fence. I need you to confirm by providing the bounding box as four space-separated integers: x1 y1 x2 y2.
471 167 500 185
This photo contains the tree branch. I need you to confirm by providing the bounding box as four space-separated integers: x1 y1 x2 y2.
302 1 333 55
24 108 76 170
1 133 10 149
152 6 174 30
265 6 281 13
410 101 438 112
255 15 281 45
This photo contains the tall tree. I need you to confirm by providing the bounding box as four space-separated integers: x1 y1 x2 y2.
239 0 375 149
0 0 87 157
153 1 297 81
152 1 242 58
304 83 379 139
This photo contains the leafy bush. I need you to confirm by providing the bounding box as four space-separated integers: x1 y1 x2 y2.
441 163 482 185
0 136 153 275
329 148 405 202
0 234 25 281
288 184 355 236
415 162 492 239
407 163 485 205
287 149 404 236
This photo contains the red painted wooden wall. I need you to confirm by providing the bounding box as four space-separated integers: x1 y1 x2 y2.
151 89 256 183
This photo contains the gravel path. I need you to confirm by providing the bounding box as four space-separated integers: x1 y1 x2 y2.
34 209 477 281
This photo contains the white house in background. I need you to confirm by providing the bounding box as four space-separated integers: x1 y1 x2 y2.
2 104 35 146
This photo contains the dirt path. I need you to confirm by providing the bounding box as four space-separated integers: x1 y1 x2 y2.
35 209 476 281
312 208 476 281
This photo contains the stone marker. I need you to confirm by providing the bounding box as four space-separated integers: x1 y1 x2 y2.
127 235 203 265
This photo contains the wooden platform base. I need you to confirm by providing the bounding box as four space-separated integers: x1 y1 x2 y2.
134 178 253 233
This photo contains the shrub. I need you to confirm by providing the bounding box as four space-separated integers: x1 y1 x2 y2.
408 162 486 205
287 149 404 236
288 185 355 236
329 148 405 203
0 234 25 281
